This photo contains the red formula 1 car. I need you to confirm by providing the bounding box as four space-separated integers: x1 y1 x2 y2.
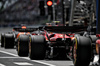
27 26 92 66
0 26 26 48
1 31 16 48
1 26 37 50
15 27 38 56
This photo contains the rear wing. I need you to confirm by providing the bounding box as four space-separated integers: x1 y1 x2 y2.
43 26 87 33
13 28 38 32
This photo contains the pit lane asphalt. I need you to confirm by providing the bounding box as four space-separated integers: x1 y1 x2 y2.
0 46 74 66
0 27 93 66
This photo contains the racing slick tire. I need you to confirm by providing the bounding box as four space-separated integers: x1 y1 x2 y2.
86 35 98 61
74 34 80 37
89 35 98 61
29 35 46 60
17 34 29 57
1 33 5 47
73 36 91 66
4 33 15 48
89 35 98 43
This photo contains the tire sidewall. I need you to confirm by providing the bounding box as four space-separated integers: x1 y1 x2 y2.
29 35 46 60
73 36 92 66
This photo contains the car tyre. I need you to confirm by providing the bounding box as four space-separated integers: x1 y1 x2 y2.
73 36 91 66
29 35 46 60
89 35 98 43
17 34 29 57
1 33 4 47
4 33 15 48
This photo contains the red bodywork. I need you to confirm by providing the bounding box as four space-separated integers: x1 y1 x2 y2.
96 39 100 44
50 34 69 41
32 30 75 45
13 26 30 39
96 34 100 45
16 32 30 38
96 34 100 38
96 34 100 54
36 30 75 58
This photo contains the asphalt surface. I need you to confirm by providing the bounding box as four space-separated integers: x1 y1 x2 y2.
0 46 74 66
0 27 94 66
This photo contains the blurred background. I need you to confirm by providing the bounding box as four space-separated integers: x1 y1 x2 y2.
0 0 96 27
0 0 97 41
0 0 49 27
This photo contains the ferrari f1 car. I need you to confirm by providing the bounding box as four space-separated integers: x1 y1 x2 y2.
26 26 92 66
1 31 15 48
1 26 37 49
16 27 38 56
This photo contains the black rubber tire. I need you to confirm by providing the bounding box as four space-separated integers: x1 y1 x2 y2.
73 36 91 66
89 35 98 43
17 34 29 57
1 33 4 47
74 34 80 37
15 39 18 51
89 35 98 61
4 33 15 48
29 35 46 60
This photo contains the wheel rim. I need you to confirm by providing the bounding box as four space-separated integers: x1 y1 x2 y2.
73 38 78 64
73 44 77 60
96 43 99 54
4 37 5 47
29 41 31 55
18 40 20 54
73 43 77 64
29 37 31 58
1 36 2 43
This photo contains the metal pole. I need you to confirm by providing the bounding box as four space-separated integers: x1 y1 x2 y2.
64 0 67 26
69 0 76 26
53 0 55 21
62 0 65 26
93 0 96 16
44 0 47 15
48 15 51 22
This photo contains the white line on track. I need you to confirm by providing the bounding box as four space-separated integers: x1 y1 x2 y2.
0 63 5 66
0 57 21 58
0 50 18 57
21 57 56 66
14 62 33 65
0 50 56 66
